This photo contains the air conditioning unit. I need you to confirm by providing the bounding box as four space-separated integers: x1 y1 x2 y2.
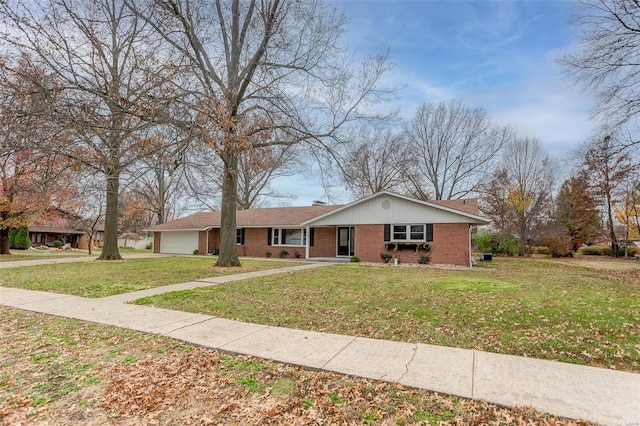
480 253 492 261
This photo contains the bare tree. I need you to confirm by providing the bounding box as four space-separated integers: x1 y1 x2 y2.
129 0 392 266
73 175 106 256
125 127 191 224
481 137 555 256
403 100 513 200
1 0 184 260
182 140 299 211
560 0 640 149
578 131 636 256
235 144 299 209
340 126 408 198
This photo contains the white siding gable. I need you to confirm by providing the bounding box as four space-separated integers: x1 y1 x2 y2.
306 194 481 226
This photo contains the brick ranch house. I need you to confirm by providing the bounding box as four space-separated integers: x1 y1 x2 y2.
148 191 490 267
27 208 105 250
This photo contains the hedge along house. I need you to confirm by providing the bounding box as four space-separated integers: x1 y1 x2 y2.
148 191 490 267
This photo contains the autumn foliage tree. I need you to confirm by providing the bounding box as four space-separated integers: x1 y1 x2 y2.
615 181 640 241
579 133 636 256
555 175 601 251
0 56 72 255
1 0 185 260
481 137 555 256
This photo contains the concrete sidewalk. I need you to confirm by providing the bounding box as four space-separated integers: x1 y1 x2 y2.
0 252 162 269
1 265 639 426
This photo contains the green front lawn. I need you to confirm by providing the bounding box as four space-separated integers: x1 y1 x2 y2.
135 257 640 372
0 257 303 297
0 249 92 262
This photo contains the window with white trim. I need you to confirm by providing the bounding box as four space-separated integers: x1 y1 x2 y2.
272 228 306 246
392 224 425 241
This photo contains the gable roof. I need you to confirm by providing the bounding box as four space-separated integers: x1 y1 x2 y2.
29 207 85 234
149 192 490 232
148 205 342 231
301 191 490 226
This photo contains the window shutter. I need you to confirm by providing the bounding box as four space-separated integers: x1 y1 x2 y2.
267 228 272 246
425 224 433 242
384 224 390 242
309 228 315 247
240 228 245 245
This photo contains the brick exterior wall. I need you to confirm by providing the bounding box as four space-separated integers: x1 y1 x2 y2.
166 223 470 267
242 228 270 257
353 223 470 266
353 224 386 263
200 227 337 259
237 228 305 259
430 223 470 266
309 227 336 257
198 231 207 254
153 232 161 253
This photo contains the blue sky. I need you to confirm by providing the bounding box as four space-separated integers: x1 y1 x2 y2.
276 0 594 206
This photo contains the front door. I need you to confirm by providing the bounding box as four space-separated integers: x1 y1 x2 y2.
337 226 354 257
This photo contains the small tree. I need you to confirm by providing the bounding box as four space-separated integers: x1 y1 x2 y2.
13 226 31 249
579 132 635 257
481 137 555 256
8 228 17 249
555 175 601 251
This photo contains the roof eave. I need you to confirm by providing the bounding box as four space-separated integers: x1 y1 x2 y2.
302 191 492 225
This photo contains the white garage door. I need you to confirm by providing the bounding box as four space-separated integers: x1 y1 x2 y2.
160 231 199 254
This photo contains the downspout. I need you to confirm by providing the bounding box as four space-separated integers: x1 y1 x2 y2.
469 225 472 267
305 226 310 260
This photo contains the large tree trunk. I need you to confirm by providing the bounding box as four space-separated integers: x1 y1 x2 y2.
99 172 122 260
215 153 241 267
0 228 10 255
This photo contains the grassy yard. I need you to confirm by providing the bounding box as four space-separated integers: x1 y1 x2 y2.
136 257 640 373
0 257 303 297
0 307 593 425
0 249 92 262
0 247 152 262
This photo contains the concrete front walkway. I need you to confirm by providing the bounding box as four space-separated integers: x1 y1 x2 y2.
1 263 639 426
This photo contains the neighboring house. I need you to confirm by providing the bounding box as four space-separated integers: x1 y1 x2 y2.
28 208 85 248
90 226 105 248
148 191 490 267
28 208 105 249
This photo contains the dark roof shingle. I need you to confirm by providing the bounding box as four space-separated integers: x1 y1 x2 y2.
148 205 342 231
